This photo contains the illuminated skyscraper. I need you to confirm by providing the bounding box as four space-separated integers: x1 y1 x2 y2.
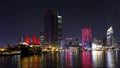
39 32 44 45
82 28 92 46
107 26 115 46
44 9 62 48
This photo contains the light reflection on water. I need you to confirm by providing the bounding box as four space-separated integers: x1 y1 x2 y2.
0 50 120 68
92 51 105 67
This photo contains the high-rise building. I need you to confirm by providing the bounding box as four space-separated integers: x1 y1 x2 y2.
107 26 115 46
44 9 62 48
39 32 44 45
65 37 73 46
102 37 107 46
82 28 92 47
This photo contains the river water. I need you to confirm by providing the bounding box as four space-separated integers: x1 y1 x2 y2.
0 50 120 68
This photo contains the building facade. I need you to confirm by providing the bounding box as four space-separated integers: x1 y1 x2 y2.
107 26 115 46
44 9 62 48
39 32 44 46
82 28 92 47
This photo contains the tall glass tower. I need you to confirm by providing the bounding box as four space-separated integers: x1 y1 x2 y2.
107 26 115 46
44 9 62 48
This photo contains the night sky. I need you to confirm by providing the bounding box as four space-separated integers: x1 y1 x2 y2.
0 0 120 44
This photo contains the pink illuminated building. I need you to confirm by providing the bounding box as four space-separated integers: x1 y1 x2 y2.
82 28 92 46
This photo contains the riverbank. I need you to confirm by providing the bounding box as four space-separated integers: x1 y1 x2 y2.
0 51 21 56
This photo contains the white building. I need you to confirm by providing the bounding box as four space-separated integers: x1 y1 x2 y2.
107 26 115 46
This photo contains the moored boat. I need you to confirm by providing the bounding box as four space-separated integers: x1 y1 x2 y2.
18 42 42 55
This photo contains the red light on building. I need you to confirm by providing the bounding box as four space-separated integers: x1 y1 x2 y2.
37 38 41 45
25 35 30 44
82 28 92 46
32 35 37 45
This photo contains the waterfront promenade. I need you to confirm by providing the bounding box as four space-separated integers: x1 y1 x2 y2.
0 46 120 56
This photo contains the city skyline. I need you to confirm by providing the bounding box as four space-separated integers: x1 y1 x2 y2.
0 0 120 44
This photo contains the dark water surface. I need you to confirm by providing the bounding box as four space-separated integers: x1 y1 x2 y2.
0 50 120 68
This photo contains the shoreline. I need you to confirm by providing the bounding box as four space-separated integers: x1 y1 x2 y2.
0 49 120 56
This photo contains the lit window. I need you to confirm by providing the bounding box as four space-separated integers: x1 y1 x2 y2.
58 20 62 23
57 15 62 19
58 26 61 28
